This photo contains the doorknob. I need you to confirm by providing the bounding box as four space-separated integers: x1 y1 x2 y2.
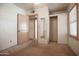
18 30 20 32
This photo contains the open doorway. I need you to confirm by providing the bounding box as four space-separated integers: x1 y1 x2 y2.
29 16 35 40
49 16 58 43
29 15 38 44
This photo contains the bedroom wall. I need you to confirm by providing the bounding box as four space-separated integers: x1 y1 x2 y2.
0 3 29 51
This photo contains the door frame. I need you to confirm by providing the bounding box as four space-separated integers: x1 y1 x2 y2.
17 14 20 45
49 16 58 43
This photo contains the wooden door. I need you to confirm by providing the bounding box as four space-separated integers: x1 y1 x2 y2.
17 14 29 45
50 16 57 42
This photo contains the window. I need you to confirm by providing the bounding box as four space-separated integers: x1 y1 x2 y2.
69 4 78 38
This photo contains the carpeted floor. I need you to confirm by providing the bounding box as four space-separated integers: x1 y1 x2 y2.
11 42 76 56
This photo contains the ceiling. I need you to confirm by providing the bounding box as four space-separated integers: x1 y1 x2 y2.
14 3 34 10
48 3 70 12
14 3 70 12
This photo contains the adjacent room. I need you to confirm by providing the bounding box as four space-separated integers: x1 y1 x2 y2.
0 3 79 56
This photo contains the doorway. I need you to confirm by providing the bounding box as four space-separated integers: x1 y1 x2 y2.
29 15 38 44
49 16 58 43
29 16 35 40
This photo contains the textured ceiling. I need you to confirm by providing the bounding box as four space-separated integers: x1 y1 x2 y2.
14 3 34 10
14 3 70 12
47 3 70 12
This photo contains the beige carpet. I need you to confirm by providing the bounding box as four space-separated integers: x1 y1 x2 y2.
10 42 76 56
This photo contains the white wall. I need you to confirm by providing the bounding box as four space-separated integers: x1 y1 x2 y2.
0 3 28 51
35 4 49 44
58 13 68 44
50 13 68 44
